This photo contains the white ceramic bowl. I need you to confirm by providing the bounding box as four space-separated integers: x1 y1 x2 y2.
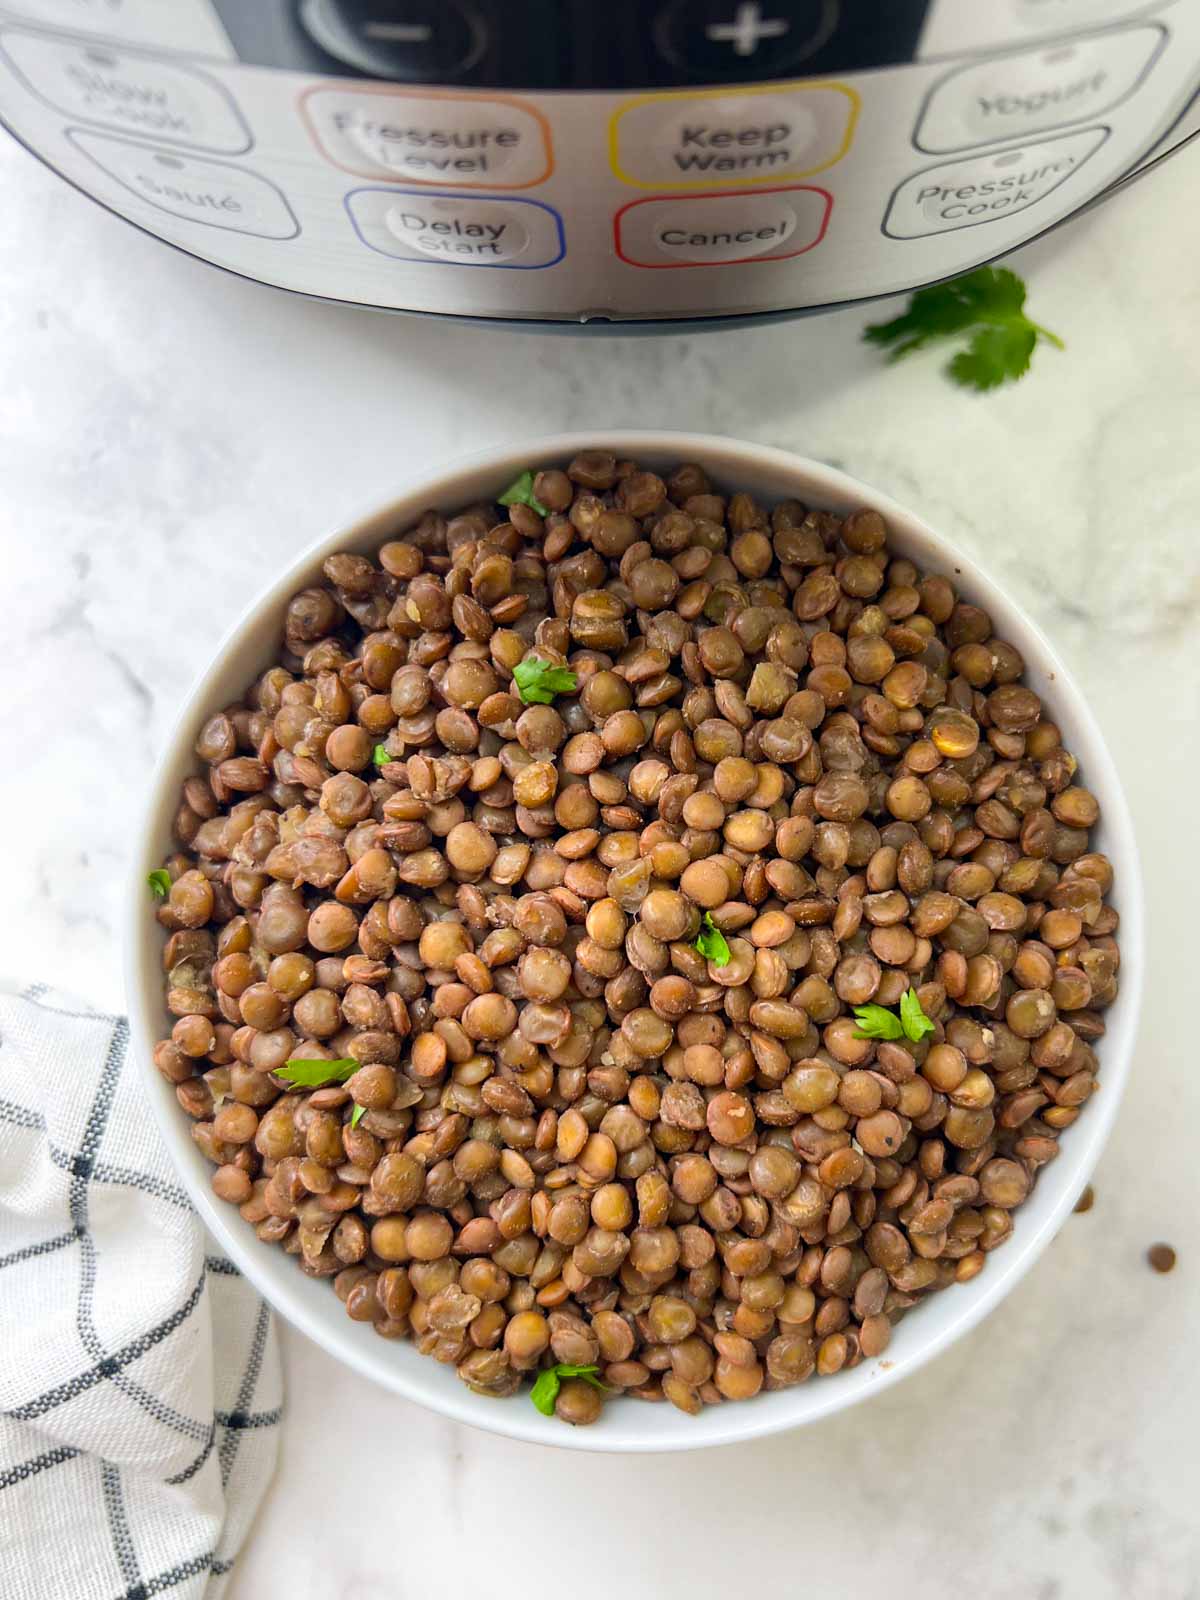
124 431 1143 1453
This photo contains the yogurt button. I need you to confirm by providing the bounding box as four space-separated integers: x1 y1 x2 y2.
615 186 830 268
386 199 530 263
915 24 1165 152
346 189 564 269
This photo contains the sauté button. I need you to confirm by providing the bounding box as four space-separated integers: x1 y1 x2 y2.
615 185 830 267
66 130 299 237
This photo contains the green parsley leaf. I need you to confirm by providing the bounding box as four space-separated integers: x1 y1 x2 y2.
529 1369 561 1416
146 869 172 899
863 266 1063 392
372 743 391 768
852 1003 905 1042
948 322 1037 391
498 469 549 517
513 656 578 706
529 1363 608 1417
694 911 731 967
350 1102 367 1129
276 1058 358 1088
899 987 936 1043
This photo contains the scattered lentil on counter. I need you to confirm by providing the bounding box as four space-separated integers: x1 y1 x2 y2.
151 451 1121 1424
1147 1244 1176 1274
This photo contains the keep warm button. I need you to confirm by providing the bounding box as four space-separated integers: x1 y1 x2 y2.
611 83 857 190
615 186 831 269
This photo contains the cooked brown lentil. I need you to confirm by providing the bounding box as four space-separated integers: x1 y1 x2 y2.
151 453 1120 1427
1147 1243 1176 1274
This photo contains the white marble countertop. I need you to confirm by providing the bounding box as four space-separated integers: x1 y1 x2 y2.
3 130 1198 1600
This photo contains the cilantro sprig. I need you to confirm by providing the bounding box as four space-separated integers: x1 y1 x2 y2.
350 1103 367 1129
900 987 936 1043
513 656 577 706
372 743 391 768
147 869 172 899
853 988 935 1044
694 911 731 967
863 267 1063 392
498 469 548 517
530 1363 608 1417
276 1058 358 1088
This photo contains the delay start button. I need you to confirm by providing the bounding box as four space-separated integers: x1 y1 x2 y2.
615 185 830 268
346 189 565 268
389 199 528 261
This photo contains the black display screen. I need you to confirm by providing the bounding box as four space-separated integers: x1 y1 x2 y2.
213 0 933 89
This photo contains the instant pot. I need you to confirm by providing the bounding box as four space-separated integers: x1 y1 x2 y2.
2 0 1197 325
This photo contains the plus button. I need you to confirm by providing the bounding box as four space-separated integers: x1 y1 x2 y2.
704 2 790 57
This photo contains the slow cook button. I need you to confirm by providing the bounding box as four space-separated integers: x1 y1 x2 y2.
346 190 565 268
884 125 1109 238
302 87 553 188
65 129 299 238
611 83 857 189
915 23 1165 152
615 186 830 268
0 25 250 152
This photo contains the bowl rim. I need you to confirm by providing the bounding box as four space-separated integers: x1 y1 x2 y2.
123 430 1144 1454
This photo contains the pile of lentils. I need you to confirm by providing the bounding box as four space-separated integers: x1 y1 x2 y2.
151 451 1120 1425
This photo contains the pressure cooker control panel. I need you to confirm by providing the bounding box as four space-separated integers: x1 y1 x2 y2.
0 0 1195 321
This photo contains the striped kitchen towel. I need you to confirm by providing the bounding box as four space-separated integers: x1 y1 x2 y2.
0 984 281 1599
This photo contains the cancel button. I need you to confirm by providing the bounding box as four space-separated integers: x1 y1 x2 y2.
616 187 831 269
656 197 797 262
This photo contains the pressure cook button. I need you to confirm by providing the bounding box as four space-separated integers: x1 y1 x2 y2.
346 189 565 267
615 185 830 267
653 1 839 80
883 125 1109 238
0 26 251 152
298 0 486 82
65 129 299 237
915 24 1164 152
